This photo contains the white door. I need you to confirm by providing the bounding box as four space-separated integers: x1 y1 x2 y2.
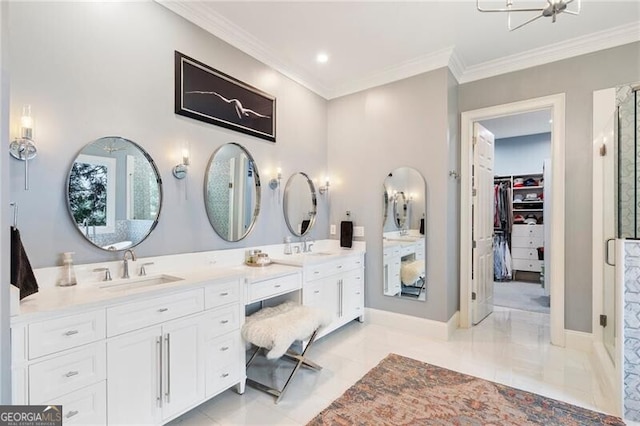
472 122 495 325
161 314 205 421
107 326 162 425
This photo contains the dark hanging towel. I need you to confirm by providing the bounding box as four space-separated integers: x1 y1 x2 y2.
11 227 39 300
300 220 311 235
340 221 353 248
419 218 425 235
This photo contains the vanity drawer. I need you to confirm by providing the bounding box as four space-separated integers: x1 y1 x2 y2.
44 381 106 425
399 244 415 257
512 224 544 238
205 279 241 309
512 259 542 272
203 305 240 340
28 310 106 360
106 289 204 337
29 342 106 403
205 332 241 397
384 246 401 259
247 274 300 304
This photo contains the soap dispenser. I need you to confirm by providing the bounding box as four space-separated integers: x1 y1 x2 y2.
59 252 78 287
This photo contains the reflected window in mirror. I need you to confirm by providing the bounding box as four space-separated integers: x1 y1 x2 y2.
382 167 427 301
204 143 261 242
283 172 317 237
67 137 162 251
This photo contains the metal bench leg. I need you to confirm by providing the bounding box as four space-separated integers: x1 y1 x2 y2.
245 329 322 404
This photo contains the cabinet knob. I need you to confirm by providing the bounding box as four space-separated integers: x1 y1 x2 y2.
221 373 230 378
64 330 79 336
66 410 79 419
221 346 229 351
220 292 229 296
64 371 79 378
220 319 229 324
274 284 281 288
314 290 320 294
158 308 169 313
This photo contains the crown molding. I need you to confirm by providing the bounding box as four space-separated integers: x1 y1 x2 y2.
157 1 332 98
458 21 640 84
326 46 455 99
159 1 639 98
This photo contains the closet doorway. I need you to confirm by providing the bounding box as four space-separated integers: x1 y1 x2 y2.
460 94 566 347
481 111 551 316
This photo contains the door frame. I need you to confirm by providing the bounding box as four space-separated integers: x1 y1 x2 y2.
460 93 566 347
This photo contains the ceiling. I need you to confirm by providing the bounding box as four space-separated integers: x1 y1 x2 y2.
160 1 640 99
480 109 551 139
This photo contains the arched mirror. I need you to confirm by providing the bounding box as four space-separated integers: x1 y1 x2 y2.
204 143 261 241
66 136 162 251
283 172 317 236
382 167 427 301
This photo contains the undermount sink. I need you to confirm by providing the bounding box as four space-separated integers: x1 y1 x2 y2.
98 274 184 292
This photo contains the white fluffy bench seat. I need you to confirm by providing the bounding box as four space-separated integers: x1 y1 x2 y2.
401 259 425 285
241 301 331 403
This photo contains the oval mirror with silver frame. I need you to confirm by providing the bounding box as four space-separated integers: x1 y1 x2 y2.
66 136 162 251
204 143 261 242
382 167 427 301
283 172 317 237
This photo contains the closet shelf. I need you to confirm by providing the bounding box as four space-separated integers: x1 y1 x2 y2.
513 185 543 190
514 208 543 212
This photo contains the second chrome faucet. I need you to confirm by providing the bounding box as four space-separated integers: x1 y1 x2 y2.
122 249 137 279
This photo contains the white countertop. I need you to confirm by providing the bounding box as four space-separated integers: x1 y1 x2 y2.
270 247 365 267
13 263 302 325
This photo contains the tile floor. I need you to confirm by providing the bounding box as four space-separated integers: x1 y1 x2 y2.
168 307 617 425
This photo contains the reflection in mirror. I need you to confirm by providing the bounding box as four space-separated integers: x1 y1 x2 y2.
67 136 162 251
283 172 317 237
383 185 389 224
382 167 427 301
204 143 261 242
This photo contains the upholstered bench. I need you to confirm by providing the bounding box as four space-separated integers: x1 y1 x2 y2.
400 260 426 298
241 301 331 403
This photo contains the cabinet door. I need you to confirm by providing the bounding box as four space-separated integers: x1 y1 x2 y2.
161 314 205 421
342 269 364 320
389 257 401 295
107 326 162 426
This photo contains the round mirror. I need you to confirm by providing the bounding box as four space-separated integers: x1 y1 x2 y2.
283 172 317 237
393 191 408 229
204 143 261 241
66 136 162 251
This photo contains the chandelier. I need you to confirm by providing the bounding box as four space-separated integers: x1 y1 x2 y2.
477 0 582 31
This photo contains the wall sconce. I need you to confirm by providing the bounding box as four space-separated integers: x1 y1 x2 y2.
172 142 190 179
269 167 282 190
9 105 37 190
318 177 330 195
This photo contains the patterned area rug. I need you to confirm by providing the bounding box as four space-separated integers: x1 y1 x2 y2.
308 353 624 426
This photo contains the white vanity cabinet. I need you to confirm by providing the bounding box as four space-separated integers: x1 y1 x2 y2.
11 275 245 426
383 245 401 296
301 253 365 339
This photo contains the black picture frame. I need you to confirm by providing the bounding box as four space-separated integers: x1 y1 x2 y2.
175 51 276 142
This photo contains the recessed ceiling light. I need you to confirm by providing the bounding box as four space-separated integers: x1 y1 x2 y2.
316 53 329 64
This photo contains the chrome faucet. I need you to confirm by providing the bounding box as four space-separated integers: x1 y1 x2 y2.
122 249 137 279
82 218 90 237
302 237 314 253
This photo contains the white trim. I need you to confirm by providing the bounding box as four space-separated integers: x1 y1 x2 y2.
592 340 620 416
616 239 626 418
564 330 593 353
459 22 640 84
365 308 456 341
446 311 460 339
459 93 566 347
157 2 638 99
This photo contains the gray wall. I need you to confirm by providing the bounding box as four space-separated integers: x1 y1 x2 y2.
327 68 459 322
459 42 640 333
493 132 551 176
7 2 329 268
1 0 10 404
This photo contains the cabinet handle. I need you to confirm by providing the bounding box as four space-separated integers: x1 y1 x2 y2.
221 373 230 378
65 410 79 419
64 330 79 336
158 308 169 313
275 284 281 288
221 346 229 351
156 336 162 407
220 319 229 324
314 271 320 274
337 265 343 269
356 292 361 295
165 333 171 403
64 371 79 378
314 290 320 294
220 292 229 296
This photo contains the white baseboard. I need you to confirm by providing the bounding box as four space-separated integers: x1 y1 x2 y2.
365 308 459 341
591 340 621 417
564 330 593 353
